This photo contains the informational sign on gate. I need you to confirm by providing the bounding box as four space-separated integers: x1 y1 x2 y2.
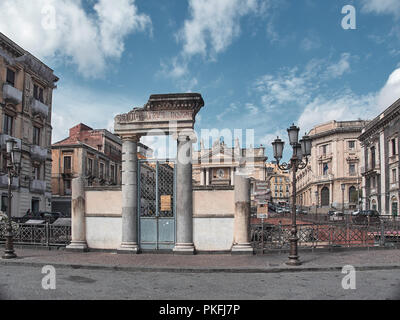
160 195 172 211
254 181 269 205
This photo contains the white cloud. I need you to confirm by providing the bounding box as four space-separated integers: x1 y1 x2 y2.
361 0 400 18
300 35 321 51
325 53 351 78
52 82 135 143
179 0 260 59
254 53 354 111
245 103 259 115
377 68 400 108
297 67 400 132
297 91 376 132
0 0 151 77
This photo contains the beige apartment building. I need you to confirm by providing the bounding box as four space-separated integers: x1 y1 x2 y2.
266 162 290 204
51 123 151 215
296 120 368 211
0 32 59 216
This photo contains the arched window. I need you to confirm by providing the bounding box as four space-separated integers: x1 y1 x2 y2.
321 187 330 206
349 186 357 203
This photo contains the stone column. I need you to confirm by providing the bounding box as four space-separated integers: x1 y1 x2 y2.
206 168 210 186
118 135 140 253
173 133 195 254
231 167 235 186
200 168 205 185
232 174 254 254
67 176 88 251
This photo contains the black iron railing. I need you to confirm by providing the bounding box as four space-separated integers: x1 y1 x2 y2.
0 222 71 247
251 218 400 252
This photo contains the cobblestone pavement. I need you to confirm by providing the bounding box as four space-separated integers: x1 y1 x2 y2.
0 264 399 300
0 247 399 272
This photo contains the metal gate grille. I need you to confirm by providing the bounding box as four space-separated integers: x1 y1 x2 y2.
138 160 175 250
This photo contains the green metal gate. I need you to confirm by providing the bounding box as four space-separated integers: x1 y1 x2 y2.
138 160 176 250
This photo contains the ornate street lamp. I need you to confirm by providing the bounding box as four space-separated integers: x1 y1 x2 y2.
272 125 312 266
2 139 21 259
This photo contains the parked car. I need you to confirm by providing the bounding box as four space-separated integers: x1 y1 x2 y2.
353 210 380 224
37 212 64 224
18 211 43 223
330 211 344 221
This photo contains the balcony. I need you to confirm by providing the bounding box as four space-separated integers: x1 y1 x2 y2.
2 83 22 105
0 174 19 189
30 145 48 162
316 174 334 183
32 99 49 118
30 180 46 194
0 134 22 150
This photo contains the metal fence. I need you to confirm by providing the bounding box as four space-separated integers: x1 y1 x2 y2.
0 222 71 247
251 218 400 252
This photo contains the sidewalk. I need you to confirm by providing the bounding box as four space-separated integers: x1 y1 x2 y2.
0 247 399 273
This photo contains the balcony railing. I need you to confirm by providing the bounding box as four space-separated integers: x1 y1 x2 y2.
2 83 22 105
30 145 48 162
0 174 19 189
32 99 49 118
30 180 46 194
0 134 22 150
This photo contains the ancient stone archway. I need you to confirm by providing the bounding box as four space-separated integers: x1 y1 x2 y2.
114 93 204 254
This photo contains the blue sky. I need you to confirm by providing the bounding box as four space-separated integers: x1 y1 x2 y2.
1 0 400 160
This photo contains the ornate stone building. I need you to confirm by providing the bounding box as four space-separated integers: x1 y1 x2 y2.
359 98 400 216
192 138 269 207
296 120 368 211
51 123 151 215
266 162 290 204
0 32 59 216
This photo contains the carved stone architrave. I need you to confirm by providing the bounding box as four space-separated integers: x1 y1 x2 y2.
114 93 204 138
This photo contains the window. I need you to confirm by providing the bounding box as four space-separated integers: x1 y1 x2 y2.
371 146 376 168
33 84 44 103
64 156 72 171
348 141 355 150
392 139 397 156
349 164 356 176
323 163 329 176
6 68 15 87
322 145 327 155
33 166 41 180
33 127 40 145
64 179 72 195
87 158 93 175
3 114 13 136
111 165 115 182
393 169 397 183
1 194 8 212
100 163 104 179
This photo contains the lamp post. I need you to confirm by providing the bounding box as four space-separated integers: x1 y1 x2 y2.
341 183 345 215
2 139 21 260
272 124 312 266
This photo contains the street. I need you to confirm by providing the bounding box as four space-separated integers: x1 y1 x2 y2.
0 265 399 300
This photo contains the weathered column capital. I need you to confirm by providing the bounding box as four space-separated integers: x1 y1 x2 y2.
121 134 141 143
173 129 197 143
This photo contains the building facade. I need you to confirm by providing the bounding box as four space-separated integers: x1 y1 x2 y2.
192 138 269 207
51 123 151 215
359 98 400 216
266 162 290 204
296 120 368 211
0 32 59 216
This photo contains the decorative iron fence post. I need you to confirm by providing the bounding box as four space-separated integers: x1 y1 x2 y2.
46 222 50 248
380 221 385 247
